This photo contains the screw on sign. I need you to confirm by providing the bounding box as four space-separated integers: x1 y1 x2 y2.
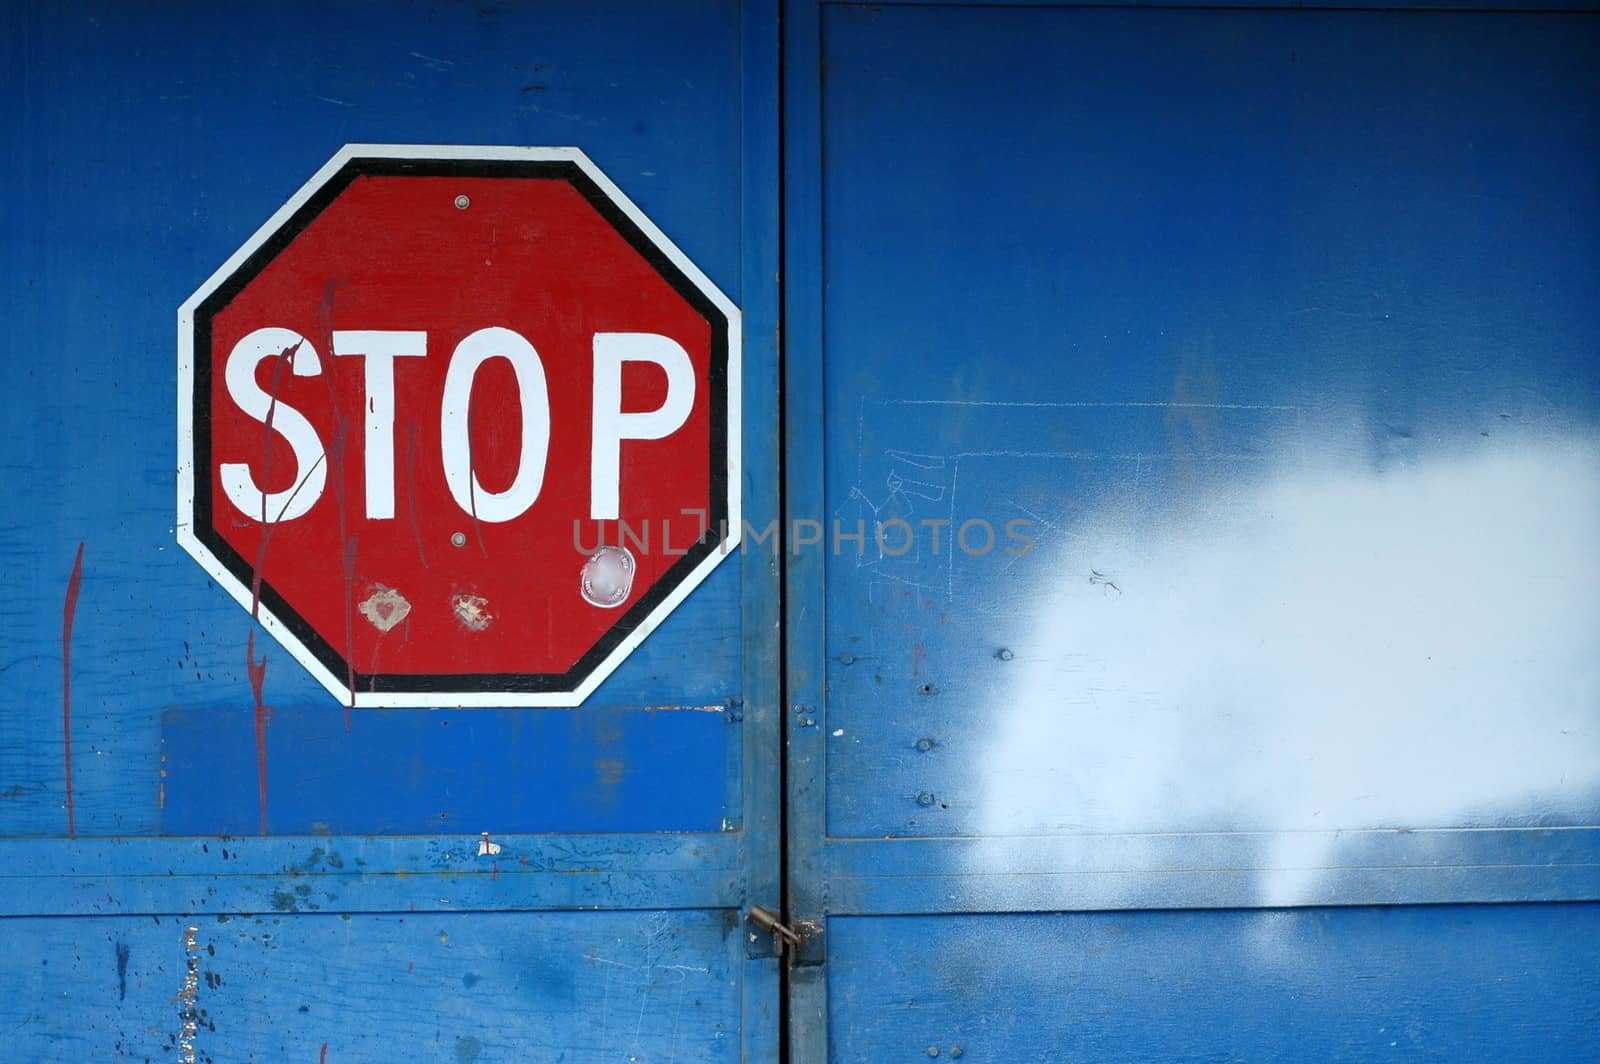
176 145 741 707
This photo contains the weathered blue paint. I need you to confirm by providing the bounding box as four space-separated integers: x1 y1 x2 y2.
0 834 743 917
780 4 835 1057
2 0 781 1059
785 0 1600 1058
6 0 1598 1057
735 3 787 1051
821 829 1600 915
829 904 1600 1061
0 909 745 1062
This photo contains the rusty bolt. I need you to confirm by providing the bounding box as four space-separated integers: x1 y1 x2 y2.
915 738 934 753
840 651 855 665
916 792 936 807
997 647 1014 661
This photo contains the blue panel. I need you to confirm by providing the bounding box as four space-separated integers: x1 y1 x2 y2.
828 904 1600 1062
3 1 779 1059
0 0 746 841
789 3 1600 1060
814 3 1600 843
0 908 742 1062
0 834 744 917
159 704 728 836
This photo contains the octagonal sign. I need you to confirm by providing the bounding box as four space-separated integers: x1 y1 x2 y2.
177 145 741 707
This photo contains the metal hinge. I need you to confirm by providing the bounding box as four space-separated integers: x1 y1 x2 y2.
746 906 806 962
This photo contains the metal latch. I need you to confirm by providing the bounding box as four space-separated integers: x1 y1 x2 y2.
746 906 804 960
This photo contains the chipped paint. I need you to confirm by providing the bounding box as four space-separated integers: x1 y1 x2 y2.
451 592 493 631
358 585 412 632
477 833 502 857
176 925 200 1064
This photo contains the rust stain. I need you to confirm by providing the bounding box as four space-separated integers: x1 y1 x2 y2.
62 541 84 838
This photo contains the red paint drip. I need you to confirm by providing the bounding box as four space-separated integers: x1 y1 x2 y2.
319 1044 328 1064
243 340 306 839
62 542 84 838
318 279 359 727
246 629 270 836
912 641 926 678
243 627 268 832
340 532 359 730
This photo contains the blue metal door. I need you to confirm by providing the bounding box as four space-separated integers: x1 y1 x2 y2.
784 1 1600 1059
0 3 780 1060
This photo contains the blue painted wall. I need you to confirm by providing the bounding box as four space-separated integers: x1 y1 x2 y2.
4 0 1597 1059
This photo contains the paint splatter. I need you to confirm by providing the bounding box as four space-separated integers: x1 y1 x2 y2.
62 542 84 838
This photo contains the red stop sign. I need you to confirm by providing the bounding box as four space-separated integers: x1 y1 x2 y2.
177 146 740 707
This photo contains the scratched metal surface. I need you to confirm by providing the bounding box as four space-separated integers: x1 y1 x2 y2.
1 1 781 1060
785 1 1600 1059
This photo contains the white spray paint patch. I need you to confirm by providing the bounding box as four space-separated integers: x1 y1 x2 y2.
975 430 1600 905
